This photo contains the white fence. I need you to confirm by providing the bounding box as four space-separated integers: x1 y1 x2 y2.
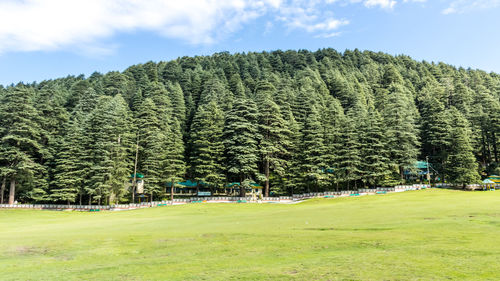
435 183 500 190
0 184 452 211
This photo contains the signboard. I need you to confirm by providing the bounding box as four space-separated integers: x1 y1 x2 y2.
136 181 144 194
198 191 211 196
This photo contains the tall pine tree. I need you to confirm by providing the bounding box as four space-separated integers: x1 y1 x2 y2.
444 108 481 187
0 87 45 204
223 98 260 197
189 100 225 194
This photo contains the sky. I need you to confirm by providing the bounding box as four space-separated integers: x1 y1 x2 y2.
0 0 500 86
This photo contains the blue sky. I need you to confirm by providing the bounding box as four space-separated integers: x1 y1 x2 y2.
1 0 500 86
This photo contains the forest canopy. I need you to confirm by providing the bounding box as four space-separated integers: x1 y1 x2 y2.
0 49 498 205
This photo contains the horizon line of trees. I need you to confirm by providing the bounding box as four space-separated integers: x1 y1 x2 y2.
0 48 498 205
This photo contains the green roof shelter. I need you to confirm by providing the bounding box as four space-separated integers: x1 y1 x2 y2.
166 180 207 188
486 175 500 184
483 179 496 191
415 161 430 169
226 182 262 189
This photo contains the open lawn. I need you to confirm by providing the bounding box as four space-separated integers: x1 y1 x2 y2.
0 189 499 280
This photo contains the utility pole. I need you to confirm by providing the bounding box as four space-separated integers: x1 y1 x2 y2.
132 137 139 204
426 156 431 187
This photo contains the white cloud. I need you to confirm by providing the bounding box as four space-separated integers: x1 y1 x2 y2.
442 0 500 14
0 0 272 51
276 1 349 34
314 31 343 38
363 0 397 9
0 0 423 54
0 0 281 53
346 0 402 9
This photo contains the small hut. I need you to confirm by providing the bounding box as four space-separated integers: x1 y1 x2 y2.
129 173 145 194
166 180 210 196
487 175 500 184
482 179 495 191
404 161 433 182
226 182 263 197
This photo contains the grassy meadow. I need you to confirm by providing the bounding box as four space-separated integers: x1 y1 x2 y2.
0 189 499 280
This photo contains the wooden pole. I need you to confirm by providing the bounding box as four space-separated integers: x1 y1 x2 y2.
8 177 15 205
0 177 5 204
426 156 431 186
132 137 139 203
264 157 270 197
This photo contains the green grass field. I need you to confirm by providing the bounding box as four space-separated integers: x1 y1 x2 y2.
1 189 499 280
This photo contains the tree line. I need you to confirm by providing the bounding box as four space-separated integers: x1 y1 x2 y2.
0 49 498 205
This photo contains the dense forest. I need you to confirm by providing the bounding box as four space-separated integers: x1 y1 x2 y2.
0 49 499 205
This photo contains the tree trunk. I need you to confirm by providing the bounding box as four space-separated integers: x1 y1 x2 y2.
481 132 488 165
240 175 245 197
79 193 82 205
264 158 270 197
8 177 15 205
400 166 404 183
0 177 5 204
493 132 498 163
170 181 174 203
131 183 136 204
131 184 136 204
